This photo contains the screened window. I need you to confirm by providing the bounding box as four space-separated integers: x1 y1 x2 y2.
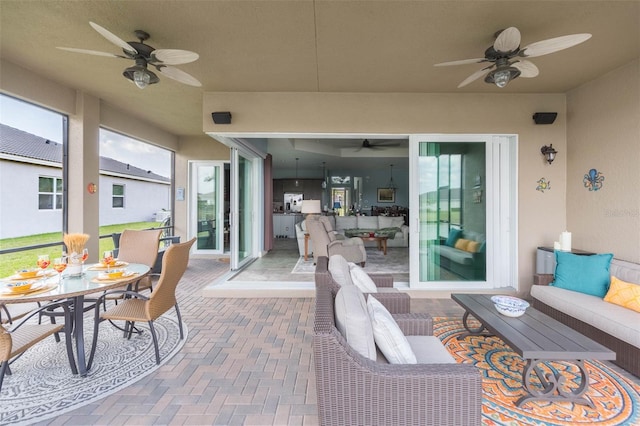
112 184 125 208
38 176 63 210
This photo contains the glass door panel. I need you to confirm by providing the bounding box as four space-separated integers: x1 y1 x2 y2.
190 161 226 254
237 154 253 264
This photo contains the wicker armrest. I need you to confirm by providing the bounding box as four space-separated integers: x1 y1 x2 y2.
364 293 411 314
394 313 433 336
369 274 393 288
533 273 554 285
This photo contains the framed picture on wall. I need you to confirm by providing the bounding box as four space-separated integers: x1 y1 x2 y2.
377 188 395 203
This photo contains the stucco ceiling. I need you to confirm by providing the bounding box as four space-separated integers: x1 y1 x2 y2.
1 1 638 171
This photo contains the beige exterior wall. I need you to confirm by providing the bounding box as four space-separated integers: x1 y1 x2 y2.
204 92 568 292
567 59 640 263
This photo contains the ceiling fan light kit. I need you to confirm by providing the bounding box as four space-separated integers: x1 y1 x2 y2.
434 27 591 89
58 22 201 89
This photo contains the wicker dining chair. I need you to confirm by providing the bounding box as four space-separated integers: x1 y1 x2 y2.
87 238 196 368
112 228 163 293
1 301 77 391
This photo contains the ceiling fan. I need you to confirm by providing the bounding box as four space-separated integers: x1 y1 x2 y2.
354 139 402 151
434 27 591 88
57 22 201 89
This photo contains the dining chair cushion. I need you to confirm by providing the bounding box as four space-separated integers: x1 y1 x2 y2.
334 285 376 361
5 324 64 359
328 255 353 287
367 296 417 364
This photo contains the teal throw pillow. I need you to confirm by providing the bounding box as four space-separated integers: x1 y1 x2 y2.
445 229 462 247
551 251 614 297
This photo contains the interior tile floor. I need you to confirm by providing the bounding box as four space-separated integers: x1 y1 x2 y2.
39 243 639 425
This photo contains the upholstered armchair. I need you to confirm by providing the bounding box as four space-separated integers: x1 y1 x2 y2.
306 218 366 266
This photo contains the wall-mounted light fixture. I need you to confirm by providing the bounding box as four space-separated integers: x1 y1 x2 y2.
541 144 558 164
87 183 98 194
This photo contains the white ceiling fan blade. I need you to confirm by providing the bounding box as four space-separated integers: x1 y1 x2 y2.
434 58 488 67
157 65 202 87
89 21 137 55
520 33 592 58
458 66 493 88
152 49 199 65
512 60 539 78
56 47 128 58
494 27 521 53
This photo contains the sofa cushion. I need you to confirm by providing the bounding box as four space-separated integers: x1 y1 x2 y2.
379 216 404 229
335 286 377 360
349 264 378 293
454 238 471 251
328 255 354 287
357 216 379 229
335 216 357 231
531 284 640 349
406 336 457 364
445 229 462 247
551 252 614 297
366 296 417 364
604 276 640 313
435 245 475 265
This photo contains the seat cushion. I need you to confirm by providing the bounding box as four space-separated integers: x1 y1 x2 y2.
334 285 376 360
406 336 457 364
366 296 416 364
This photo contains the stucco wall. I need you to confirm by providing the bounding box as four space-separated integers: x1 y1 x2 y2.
203 91 568 292
567 59 640 262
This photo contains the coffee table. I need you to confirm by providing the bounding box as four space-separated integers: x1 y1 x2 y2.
451 293 616 408
355 235 388 255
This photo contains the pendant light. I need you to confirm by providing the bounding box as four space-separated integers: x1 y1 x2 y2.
295 158 300 187
321 161 327 189
387 164 397 191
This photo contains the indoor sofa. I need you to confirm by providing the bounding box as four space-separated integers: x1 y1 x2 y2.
430 229 486 280
531 256 640 377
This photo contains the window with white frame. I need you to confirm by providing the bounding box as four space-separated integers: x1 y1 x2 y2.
112 184 125 208
38 176 63 210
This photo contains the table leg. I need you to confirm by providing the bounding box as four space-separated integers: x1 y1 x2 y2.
516 359 593 408
382 238 387 255
456 311 492 340
72 295 88 376
304 234 309 261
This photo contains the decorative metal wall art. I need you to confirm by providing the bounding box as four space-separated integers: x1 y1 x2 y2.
536 178 550 193
583 168 605 191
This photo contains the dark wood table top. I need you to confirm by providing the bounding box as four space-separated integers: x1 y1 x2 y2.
451 293 616 361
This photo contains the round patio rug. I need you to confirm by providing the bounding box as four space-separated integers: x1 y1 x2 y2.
0 315 187 425
434 317 640 426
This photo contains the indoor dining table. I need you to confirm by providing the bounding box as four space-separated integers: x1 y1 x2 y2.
0 263 150 376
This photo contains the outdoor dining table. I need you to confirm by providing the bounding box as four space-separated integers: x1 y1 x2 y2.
0 263 150 376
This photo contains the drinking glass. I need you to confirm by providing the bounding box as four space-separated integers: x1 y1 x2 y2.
103 250 114 272
52 257 67 283
37 254 50 271
81 248 89 263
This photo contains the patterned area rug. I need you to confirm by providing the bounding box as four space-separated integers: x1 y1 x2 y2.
292 247 409 274
0 315 186 425
434 318 640 425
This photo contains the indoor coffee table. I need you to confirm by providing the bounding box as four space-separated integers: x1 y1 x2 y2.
355 235 389 255
451 293 616 408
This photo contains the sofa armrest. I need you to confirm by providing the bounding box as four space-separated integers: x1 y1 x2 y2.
369 274 393 288
534 273 554 286
394 313 433 336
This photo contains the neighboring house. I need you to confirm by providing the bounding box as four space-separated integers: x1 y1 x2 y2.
0 124 170 239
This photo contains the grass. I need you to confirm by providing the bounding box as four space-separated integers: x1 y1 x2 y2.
0 222 160 277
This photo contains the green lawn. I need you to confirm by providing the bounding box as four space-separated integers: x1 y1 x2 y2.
0 222 160 277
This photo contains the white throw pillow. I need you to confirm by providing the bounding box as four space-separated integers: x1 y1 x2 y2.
334 286 377 360
329 255 353 287
366 296 417 364
349 264 378 293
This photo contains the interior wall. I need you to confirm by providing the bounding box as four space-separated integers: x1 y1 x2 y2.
204 91 567 292
566 59 640 262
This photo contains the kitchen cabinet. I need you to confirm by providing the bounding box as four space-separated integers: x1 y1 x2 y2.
273 213 302 238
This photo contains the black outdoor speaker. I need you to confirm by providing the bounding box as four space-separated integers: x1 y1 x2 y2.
533 112 557 125
212 111 232 124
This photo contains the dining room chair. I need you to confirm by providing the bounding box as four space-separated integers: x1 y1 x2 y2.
87 237 196 368
112 228 163 293
1 301 77 391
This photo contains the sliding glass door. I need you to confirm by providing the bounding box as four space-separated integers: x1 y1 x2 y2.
189 161 228 254
410 134 517 289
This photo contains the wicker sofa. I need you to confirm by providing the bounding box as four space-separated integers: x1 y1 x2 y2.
313 283 482 425
531 257 640 377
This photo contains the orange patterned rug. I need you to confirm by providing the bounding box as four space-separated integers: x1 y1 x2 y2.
433 317 640 425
